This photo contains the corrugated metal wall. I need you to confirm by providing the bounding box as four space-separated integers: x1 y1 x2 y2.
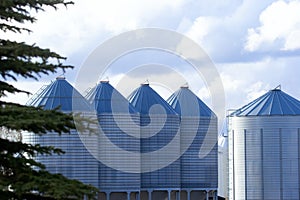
229 116 300 200
24 79 219 200
23 131 100 188
180 117 218 189
140 114 181 189
97 113 141 190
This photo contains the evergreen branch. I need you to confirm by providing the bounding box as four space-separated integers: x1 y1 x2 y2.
0 102 75 134
0 1 74 26
0 40 73 81
1 145 98 199
14 170 98 200
0 138 64 157
0 40 65 59
0 23 31 33
0 80 31 97
0 4 35 24
0 1 99 199
0 59 72 81
0 102 98 136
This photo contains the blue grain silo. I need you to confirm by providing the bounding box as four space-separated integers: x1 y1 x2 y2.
22 77 99 187
228 87 300 200
23 78 221 200
128 83 181 200
168 85 218 200
86 81 141 200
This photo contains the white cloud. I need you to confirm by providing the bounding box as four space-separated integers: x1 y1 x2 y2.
216 58 286 109
1 0 186 56
215 56 300 115
197 86 211 103
245 81 269 102
284 30 300 50
3 0 300 119
176 17 193 33
0 81 48 105
104 67 187 99
245 0 300 52
182 0 276 62
185 16 217 46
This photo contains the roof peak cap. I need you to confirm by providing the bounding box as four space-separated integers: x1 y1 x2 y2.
56 76 65 80
56 71 66 80
180 82 189 88
271 84 281 91
141 79 150 86
100 76 109 83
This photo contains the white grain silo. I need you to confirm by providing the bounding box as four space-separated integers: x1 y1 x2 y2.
228 86 300 200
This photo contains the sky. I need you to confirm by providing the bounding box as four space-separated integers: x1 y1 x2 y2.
2 0 300 132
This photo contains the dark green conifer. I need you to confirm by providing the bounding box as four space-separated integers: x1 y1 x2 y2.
0 1 98 199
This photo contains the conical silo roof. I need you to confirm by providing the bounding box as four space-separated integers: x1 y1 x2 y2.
167 86 216 117
86 81 137 114
231 87 300 116
128 83 177 115
29 76 90 112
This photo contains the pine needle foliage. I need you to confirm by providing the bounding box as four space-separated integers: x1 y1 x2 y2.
0 1 99 199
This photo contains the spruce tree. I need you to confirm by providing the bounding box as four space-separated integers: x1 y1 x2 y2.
0 1 98 199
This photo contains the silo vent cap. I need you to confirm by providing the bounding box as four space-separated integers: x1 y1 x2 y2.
56 76 65 80
180 82 189 88
271 84 281 91
141 79 150 86
100 76 109 83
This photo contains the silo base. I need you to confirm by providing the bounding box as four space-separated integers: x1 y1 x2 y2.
98 190 217 200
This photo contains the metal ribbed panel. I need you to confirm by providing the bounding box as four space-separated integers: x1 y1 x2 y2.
218 135 228 198
167 87 218 191
229 116 300 200
98 113 141 190
228 129 234 200
86 81 141 191
29 77 91 112
140 114 181 189
129 84 181 189
263 128 281 200
231 89 300 116
25 79 220 198
180 117 218 189
233 128 245 199
245 129 263 199
281 128 298 199
22 130 100 187
167 87 216 117
79 114 142 195
86 81 137 114
23 77 100 188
